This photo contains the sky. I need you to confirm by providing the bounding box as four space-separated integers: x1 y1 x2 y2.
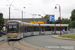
0 0 75 20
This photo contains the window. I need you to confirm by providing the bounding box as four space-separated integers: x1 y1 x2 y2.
7 25 18 33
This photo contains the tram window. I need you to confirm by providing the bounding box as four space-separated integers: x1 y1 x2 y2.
42 27 45 32
45 26 51 31
25 27 27 33
13 26 17 28
27 26 32 32
33 27 39 31
8 25 18 33
56 27 66 31
52 27 54 31
65 27 67 31
56 27 60 31
36 27 39 31
9 26 12 28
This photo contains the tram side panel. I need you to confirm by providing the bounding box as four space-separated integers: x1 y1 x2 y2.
40 26 45 35
32 26 39 35
19 24 25 38
45 26 52 35
26 26 33 36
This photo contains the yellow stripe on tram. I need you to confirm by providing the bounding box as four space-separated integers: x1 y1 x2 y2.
6 33 19 36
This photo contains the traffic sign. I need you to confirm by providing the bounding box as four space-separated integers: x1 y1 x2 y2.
49 15 55 22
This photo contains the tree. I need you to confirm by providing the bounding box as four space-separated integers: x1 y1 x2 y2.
69 21 75 28
38 14 49 18
0 13 4 32
70 9 75 21
55 17 70 24
38 14 49 23
54 17 60 24
61 18 70 24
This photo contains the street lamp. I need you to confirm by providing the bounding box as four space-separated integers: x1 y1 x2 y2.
22 7 25 22
23 7 25 22
55 4 62 35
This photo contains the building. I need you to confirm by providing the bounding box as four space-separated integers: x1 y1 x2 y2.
4 18 47 25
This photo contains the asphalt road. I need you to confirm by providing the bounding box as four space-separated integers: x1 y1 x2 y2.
0 34 75 50
22 35 75 50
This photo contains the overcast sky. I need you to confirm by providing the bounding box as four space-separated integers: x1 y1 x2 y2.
0 0 75 20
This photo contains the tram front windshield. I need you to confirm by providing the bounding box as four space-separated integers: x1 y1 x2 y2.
7 25 18 33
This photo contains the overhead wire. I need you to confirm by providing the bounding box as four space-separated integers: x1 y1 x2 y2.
7 0 14 6
7 0 20 10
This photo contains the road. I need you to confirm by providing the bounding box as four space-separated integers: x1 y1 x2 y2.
0 34 75 50
22 35 75 50
0 35 47 50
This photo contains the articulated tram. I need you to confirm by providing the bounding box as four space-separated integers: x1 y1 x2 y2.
6 20 70 40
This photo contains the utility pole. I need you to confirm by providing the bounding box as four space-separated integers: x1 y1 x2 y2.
9 7 10 20
23 7 25 18
39 23 41 35
22 7 25 22
22 10 23 22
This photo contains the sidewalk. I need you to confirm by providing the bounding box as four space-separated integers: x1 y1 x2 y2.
0 35 47 50
0 35 6 42
51 35 75 41
0 42 47 50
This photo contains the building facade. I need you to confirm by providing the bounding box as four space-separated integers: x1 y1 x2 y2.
4 18 47 25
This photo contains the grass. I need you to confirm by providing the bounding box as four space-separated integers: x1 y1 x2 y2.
59 34 75 39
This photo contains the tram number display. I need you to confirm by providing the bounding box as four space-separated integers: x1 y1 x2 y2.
8 23 17 24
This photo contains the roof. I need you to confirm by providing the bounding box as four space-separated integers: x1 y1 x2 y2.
7 20 69 27
7 20 22 23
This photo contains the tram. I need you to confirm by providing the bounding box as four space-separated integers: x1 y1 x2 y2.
6 20 69 40
6 20 24 39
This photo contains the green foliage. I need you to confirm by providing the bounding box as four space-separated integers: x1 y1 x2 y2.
61 18 70 24
59 34 75 39
69 21 75 28
55 17 70 24
44 15 49 19
38 14 70 24
0 13 4 31
70 9 75 21
54 17 60 24
38 14 50 23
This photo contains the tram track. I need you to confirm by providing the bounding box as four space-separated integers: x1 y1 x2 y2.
8 40 21 50
3 39 41 50
0 39 40 50
0 36 44 50
0 40 6 45
18 39 40 50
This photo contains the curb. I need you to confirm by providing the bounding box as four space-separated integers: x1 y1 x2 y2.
51 35 75 41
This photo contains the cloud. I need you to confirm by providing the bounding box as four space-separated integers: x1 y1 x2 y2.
0 0 75 20
42 0 55 4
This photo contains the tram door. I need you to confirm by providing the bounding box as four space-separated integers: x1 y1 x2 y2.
51 27 55 34
41 27 45 35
